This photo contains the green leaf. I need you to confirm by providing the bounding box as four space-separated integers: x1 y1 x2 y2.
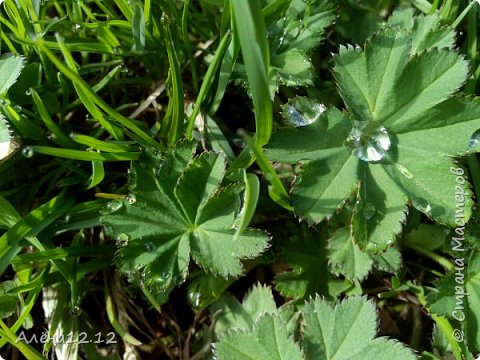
266 22 480 249
213 314 303 360
303 296 417 360
352 163 408 251
327 228 373 281
102 142 269 304
0 54 25 95
270 50 314 93
0 115 19 164
211 283 278 336
387 8 456 54
275 225 330 299
371 245 403 274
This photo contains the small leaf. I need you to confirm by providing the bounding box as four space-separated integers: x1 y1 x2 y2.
0 54 25 95
327 228 373 281
211 284 277 336
213 314 303 360
303 296 417 360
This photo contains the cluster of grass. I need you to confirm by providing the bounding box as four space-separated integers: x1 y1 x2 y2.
0 0 480 359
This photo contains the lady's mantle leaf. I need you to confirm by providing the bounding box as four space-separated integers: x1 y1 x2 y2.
211 283 278 336
304 296 417 360
266 17 480 251
213 314 303 360
0 54 25 95
102 142 269 303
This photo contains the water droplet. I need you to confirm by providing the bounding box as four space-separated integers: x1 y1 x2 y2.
117 233 129 246
154 272 171 286
284 105 310 127
144 242 155 252
346 121 391 162
188 291 202 309
415 198 432 215
107 200 122 212
13 105 21 112
25 88 32 96
126 194 136 204
70 305 81 317
74 24 81 31
64 214 71 222
22 146 34 158
363 202 376 220
468 130 480 150
395 164 413 179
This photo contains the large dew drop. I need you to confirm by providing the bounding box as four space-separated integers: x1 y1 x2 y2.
346 121 391 162
282 97 326 127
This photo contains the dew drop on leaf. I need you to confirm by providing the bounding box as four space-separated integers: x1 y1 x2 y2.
346 121 391 162
70 305 81 317
363 202 376 220
188 291 202 309
21 146 34 158
155 272 171 286
107 200 122 212
144 242 155 252
468 129 480 150
117 233 129 245
126 194 137 204
283 101 326 127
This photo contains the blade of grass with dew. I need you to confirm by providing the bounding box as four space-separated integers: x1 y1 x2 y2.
186 31 231 139
70 133 137 153
26 146 140 161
